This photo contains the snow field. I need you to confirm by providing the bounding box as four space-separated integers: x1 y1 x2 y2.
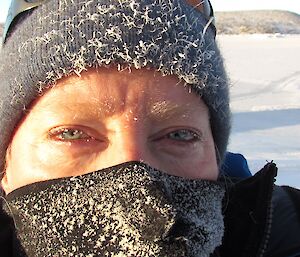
218 34 300 188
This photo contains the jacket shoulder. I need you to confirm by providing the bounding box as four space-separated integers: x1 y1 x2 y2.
221 163 300 257
220 162 277 257
265 185 300 257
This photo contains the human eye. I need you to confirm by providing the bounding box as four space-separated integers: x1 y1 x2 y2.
167 129 202 143
48 127 93 142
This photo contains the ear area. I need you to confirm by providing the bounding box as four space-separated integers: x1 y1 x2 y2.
1 147 12 195
1 173 11 196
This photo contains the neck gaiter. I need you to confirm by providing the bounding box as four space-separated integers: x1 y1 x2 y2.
4 162 224 257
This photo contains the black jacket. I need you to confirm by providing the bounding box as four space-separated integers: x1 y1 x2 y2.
1 163 300 257
220 162 300 257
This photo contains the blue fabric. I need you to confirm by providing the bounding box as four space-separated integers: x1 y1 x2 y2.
221 152 252 178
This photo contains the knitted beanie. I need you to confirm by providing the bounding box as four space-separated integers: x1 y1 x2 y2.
0 0 231 172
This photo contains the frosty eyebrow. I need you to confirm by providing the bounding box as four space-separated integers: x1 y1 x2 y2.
147 101 195 121
50 101 195 121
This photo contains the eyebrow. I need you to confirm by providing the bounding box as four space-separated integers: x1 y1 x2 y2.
147 101 195 122
41 98 197 123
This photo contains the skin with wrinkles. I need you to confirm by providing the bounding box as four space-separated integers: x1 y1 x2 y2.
2 68 218 193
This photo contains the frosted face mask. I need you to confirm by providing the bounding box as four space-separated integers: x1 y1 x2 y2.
4 162 225 257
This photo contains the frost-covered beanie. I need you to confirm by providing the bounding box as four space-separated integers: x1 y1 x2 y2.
0 0 231 172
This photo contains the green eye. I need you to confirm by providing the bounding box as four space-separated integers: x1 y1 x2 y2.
54 129 91 141
167 129 200 142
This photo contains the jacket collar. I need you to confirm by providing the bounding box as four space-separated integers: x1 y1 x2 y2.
220 162 277 257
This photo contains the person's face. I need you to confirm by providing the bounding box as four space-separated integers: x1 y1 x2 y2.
1 67 218 194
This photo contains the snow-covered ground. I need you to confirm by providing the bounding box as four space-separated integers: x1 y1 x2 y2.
218 34 300 188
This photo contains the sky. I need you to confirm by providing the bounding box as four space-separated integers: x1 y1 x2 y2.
213 0 300 14
0 0 300 23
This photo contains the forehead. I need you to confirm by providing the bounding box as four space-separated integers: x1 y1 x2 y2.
30 67 209 119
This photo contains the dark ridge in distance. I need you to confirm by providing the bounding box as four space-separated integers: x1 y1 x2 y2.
215 10 300 34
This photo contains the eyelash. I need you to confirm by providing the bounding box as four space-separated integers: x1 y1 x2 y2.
165 129 202 143
48 128 93 142
48 127 202 145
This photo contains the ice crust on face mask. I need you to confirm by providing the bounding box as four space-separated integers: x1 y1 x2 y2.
5 161 225 257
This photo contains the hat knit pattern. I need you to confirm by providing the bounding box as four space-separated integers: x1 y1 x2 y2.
0 0 231 172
